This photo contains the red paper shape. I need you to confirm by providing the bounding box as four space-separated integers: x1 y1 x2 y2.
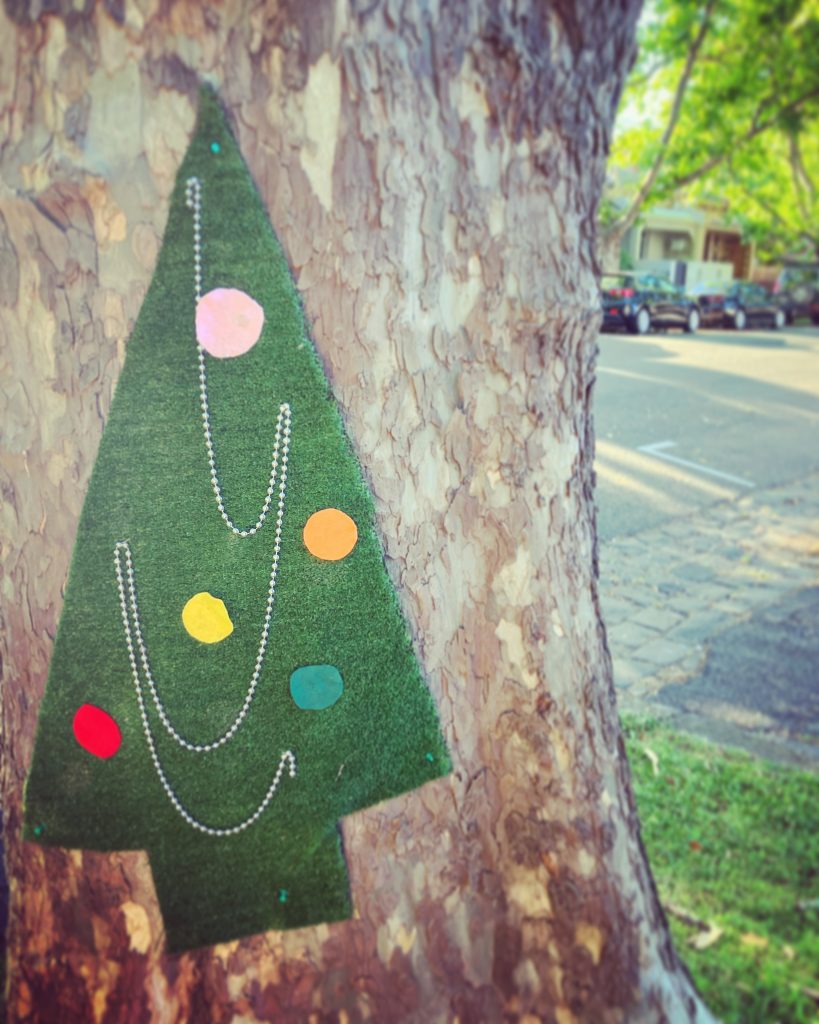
72 703 122 759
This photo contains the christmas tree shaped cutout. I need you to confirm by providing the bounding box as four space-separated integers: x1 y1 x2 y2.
24 86 450 952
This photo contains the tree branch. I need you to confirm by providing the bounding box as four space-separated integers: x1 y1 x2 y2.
669 86 819 190
628 56 674 89
789 135 811 222
604 0 718 242
729 166 819 255
790 131 816 204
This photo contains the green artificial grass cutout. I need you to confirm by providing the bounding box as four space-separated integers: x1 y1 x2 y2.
24 85 451 953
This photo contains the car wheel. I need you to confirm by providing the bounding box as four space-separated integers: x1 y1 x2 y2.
773 309 786 329
734 308 747 330
629 306 651 335
684 308 700 333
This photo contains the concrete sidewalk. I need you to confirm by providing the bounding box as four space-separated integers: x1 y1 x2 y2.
601 473 819 770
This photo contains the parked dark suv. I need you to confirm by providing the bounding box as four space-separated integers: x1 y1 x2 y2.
689 281 787 329
775 263 819 324
601 272 700 334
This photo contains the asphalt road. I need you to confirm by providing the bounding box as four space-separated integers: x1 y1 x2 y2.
595 321 819 767
594 323 819 541
655 585 819 767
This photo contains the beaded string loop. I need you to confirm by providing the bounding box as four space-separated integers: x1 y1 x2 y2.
151 748 296 838
115 540 297 835
185 175 289 539
110 176 299 836
115 525 287 752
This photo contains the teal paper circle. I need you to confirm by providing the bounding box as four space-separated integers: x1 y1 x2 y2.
289 664 344 711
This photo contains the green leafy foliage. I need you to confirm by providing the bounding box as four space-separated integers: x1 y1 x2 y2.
608 0 819 256
694 119 819 261
624 717 819 1023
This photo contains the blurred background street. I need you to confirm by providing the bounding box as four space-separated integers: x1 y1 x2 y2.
596 323 819 768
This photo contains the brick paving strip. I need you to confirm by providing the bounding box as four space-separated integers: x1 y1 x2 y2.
601 473 819 762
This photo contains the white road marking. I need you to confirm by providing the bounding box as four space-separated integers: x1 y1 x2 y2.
637 441 755 489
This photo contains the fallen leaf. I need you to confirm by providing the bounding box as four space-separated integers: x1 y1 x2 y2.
642 746 660 776
740 932 769 950
688 924 723 950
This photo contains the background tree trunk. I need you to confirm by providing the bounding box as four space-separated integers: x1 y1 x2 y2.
0 1 714 1021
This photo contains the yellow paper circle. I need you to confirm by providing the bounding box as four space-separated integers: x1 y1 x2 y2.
303 508 358 561
182 592 234 644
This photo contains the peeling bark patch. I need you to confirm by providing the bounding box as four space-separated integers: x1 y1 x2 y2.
495 618 539 689
574 921 603 965
64 96 90 146
100 931 152 1024
476 4 556 143
17 956 94 1022
505 811 565 870
0 211 20 307
300 53 342 212
548 868 585 923
144 54 199 98
102 0 124 24
546 867 641 1017
492 921 522 998
4 0 95 26
121 900 152 954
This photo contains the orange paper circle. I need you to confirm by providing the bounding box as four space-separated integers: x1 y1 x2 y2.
303 508 358 561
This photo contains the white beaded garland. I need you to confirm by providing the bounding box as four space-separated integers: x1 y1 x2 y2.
115 540 296 836
185 175 290 538
115 542 296 836
107 176 299 836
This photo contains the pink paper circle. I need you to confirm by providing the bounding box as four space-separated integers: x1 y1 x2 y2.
196 287 264 358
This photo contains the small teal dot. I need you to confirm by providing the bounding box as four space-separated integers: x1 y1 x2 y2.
210 141 221 154
425 752 435 764
278 888 288 904
33 824 44 837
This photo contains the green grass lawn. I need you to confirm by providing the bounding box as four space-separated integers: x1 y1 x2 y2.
624 717 819 1024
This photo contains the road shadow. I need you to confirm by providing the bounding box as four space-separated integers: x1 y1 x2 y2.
596 334 819 420
693 330 799 350
653 586 819 770
600 328 803 351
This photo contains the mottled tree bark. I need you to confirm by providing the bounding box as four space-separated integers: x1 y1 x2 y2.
0 1 715 1021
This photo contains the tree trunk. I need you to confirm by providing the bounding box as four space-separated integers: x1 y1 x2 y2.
599 228 626 274
0 2 714 1021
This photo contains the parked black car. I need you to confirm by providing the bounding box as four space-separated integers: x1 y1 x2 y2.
601 272 700 334
690 281 787 329
774 263 819 324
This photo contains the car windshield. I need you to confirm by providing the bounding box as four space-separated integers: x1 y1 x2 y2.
691 283 728 295
602 275 635 291
781 265 819 287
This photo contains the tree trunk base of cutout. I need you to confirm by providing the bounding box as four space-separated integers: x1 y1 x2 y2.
150 825 352 953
